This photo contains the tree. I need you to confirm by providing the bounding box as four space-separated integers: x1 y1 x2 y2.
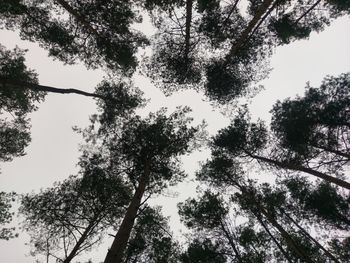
20 154 132 263
195 153 347 262
0 45 43 162
123 205 180 263
212 106 350 189
271 73 350 169
0 44 144 162
0 0 148 71
180 238 227 263
146 0 350 102
95 106 203 263
0 191 17 240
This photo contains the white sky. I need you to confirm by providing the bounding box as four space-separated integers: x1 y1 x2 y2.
0 15 349 263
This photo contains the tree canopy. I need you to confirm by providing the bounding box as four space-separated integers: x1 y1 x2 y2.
0 0 349 262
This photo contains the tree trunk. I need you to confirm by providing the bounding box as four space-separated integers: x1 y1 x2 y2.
104 163 150 263
225 0 275 62
235 183 312 262
251 154 350 190
258 207 313 263
281 209 341 263
311 144 350 160
63 219 97 263
0 78 105 99
295 0 322 24
184 0 193 60
219 220 242 262
256 216 294 263
54 0 100 36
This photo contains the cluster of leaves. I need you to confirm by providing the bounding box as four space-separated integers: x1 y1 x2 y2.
145 0 349 102
177 72 350 262
0 45 44 161
0 191 17 240
20 153 132 262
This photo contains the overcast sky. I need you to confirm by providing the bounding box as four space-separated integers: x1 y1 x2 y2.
0 15 349 263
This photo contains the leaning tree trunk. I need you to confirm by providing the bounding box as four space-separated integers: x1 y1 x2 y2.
281 209 341 263
219 220 243 262
104 163 150 263
250 154 350 190
0 78 105 99
63 218 98 263
235 183 312 263
255 216 294 263
225 0 275 62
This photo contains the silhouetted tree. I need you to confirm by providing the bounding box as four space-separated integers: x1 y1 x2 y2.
123 205 180 263
145 0 350 102
271 73 350 170
0 191 17 240
213 107 350 189
20 154 132 263
96 106 203 263
0 0 148 71
0 45 144 162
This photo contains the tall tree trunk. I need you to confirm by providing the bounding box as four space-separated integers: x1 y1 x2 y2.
250 154 350 190
235 183 312 263
281 209 341 263
225 0 275 62
256 216 294 263
104 163 151 263
295 0 322 24
184 0 193 61
63 219 97 263
311 144 350 160
54 0 100 36
1 78 105 99
219 220 242 262
258 206 313 263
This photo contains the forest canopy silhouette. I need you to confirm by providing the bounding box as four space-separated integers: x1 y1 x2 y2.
0 0 349 262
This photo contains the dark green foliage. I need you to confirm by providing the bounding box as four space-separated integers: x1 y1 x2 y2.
269 14 312 44
0 118 31 161
0 45 44 161
141 0 184 11
20 155 132 261
326 0 350 16
284 177 350 230
147 36 202 87
178 191 228 230
0 45 42 117
0 0 147 71
180 238 226 263
124 206 179 263
329 237 350 262
271 73 350 167
94 80 145 128
0 191 17 240
197 0 220 13
213 110 268 156
98 106 202 193
205 61 246 102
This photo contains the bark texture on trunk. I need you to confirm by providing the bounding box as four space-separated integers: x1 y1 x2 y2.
104 163 150 263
